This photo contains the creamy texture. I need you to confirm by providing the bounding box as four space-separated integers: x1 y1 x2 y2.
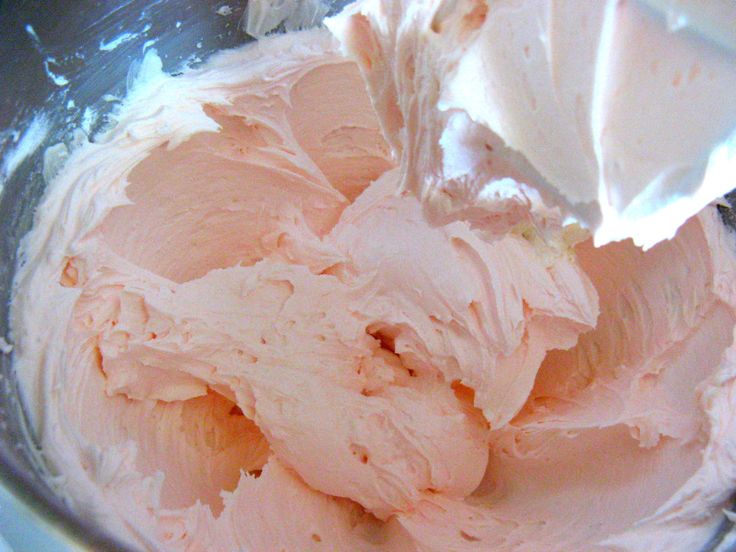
9 16 736 552
327 0 736 249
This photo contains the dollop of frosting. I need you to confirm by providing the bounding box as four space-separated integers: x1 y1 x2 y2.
326 0 736 249
10 23 736 552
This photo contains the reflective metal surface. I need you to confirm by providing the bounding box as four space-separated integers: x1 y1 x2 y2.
0 1 733 550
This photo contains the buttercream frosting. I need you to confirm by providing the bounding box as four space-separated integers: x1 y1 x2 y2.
9 9 736 552
326 0 736 249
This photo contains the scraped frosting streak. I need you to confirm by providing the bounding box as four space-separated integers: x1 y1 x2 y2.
10 2 736 551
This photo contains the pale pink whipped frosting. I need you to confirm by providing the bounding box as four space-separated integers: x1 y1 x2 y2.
327 0 736 249
9 14 736 552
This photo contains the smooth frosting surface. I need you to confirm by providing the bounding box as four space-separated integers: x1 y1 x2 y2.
10 19 736 552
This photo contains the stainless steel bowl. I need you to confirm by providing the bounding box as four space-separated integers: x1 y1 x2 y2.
0 1 734 550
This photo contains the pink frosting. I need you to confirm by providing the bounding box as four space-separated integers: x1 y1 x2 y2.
10 24 736 552
326 0 736 249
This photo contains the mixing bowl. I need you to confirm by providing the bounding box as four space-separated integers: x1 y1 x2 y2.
0 1 734 550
